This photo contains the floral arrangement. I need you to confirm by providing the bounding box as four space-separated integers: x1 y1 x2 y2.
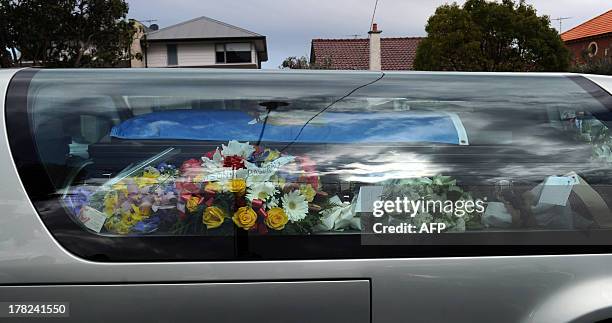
561 110 612 162
379 175 483 232
71 141 330 235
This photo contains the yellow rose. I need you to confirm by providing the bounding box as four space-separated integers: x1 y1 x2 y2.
205 181 222 193
228 178 247 196
203 206 226 229
300 184 316 202
265 207 288 230
232 206 257 230
186 196 202 212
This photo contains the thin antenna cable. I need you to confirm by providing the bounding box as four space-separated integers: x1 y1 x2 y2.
370 0 380 29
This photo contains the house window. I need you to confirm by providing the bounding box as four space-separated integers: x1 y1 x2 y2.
167 44 178 66
587 42 598 57
215 43 251 64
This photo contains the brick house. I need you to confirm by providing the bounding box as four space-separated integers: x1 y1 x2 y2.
310 24 423 71
561 9 612 64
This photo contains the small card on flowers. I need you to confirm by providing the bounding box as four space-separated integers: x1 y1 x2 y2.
78 206 108 233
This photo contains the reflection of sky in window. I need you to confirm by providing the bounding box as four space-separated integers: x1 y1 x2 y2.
29 70 612 185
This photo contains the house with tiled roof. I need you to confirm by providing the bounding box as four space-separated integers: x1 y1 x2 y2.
561 9 612 63
310 24 423 71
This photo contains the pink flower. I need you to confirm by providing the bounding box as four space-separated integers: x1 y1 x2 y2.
176 179 200 194
297 156 319 190
180 159 202 176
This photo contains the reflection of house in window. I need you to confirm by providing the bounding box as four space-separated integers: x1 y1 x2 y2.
138 16 267 69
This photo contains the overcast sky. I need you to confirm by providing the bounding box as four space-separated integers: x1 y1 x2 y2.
126 0 611 69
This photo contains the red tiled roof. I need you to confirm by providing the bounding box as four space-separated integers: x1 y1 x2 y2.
310 37 423 70
561 9 612 42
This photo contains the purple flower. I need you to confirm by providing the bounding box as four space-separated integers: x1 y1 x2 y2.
132 216 161 234
248 149 269 164
64 186 94 215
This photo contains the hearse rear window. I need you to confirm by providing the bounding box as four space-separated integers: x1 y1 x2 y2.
6 69 612 261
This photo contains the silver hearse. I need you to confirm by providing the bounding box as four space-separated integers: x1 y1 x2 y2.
1 68 612 323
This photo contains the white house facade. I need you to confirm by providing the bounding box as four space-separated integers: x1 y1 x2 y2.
140 16 267 69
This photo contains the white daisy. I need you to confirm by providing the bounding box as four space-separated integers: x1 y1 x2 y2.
281 190 309 222
246 182 277 201
221 140 255 158
268 196 279 208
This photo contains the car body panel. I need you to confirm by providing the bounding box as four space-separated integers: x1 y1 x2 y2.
0 280 370 323
583 74 612 94
1 69 612 323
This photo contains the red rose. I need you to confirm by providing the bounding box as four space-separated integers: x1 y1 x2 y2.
223 155 245 169
204 150 217 160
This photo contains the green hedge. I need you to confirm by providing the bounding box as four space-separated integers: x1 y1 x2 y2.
571 57 612 75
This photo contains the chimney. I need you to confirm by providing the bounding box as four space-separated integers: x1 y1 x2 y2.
368 23 382 71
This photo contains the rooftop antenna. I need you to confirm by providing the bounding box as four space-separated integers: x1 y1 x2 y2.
343 34 363 39
370 0 380 30
141 19 158 25
552 17 572 33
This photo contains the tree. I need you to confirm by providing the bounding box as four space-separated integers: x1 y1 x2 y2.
280 56 332 69
0 0 16 67
1 0 135 67
414 0 570 72
68 0 135 67
280 56 310 69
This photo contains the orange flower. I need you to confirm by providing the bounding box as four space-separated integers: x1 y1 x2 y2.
265 207 289 230
203 206 226 229
186 196 202 212
227 178 247 196
232 206 257 230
